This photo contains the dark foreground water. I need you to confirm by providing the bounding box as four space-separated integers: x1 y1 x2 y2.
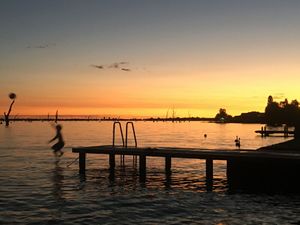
0 121 299 224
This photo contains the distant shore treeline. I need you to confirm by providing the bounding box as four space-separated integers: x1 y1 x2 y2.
0 114 263 123
265 95 300 126
1 96 299 125
214 95 300 125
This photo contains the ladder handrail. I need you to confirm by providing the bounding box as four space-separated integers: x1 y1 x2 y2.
125 122 137 148
112 122 125 147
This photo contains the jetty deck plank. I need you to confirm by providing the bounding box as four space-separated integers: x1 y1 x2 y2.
72 145 300 160
255 130 294 134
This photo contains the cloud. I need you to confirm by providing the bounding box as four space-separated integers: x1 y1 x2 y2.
91 64 104 69
26 43 56 49
108 62 129 69
91 61 131 72
273 93 285 100
108 63 120 69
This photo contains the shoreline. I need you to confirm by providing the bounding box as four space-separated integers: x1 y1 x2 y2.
1 117 267 124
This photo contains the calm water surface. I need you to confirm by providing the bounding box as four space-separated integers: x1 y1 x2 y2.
0 121 299 224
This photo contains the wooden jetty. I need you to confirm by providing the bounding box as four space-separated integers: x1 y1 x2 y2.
255 130 294 137
72 145 300 192
255 126 294 137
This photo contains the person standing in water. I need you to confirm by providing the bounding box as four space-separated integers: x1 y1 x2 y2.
235 136 241 149
49 124 65 157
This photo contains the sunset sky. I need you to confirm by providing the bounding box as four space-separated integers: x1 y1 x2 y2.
1 0 300 118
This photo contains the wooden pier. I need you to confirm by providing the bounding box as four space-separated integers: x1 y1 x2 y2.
255 130 294 137
72 145 300 191
255 126 294 137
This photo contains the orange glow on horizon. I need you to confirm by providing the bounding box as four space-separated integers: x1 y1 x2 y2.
1 69 300 118
1 44 300 118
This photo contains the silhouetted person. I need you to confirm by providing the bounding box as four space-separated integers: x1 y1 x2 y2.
235 136 241 149
204 134 207 138
49 124 65 157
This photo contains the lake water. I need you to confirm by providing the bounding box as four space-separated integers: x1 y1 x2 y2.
0 121 299 224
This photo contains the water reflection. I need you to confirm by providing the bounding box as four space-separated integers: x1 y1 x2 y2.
50 163 65 223
84 157 216 193
165 173 172 189
76 173 86 191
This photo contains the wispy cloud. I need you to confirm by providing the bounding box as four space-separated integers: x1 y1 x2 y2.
26 43 56 49
91 64 104 69
91 61 131 72
108 62 129 69
273 93 285 100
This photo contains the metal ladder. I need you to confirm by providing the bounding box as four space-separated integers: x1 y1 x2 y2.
112 121 124 147
112 121 137 164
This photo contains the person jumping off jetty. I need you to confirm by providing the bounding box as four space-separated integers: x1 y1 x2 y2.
49 124 65 157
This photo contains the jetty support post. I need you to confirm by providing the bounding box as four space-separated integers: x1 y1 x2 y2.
264 126 268 136
139 154 146 181
165 155 172 175
79 152 86 174
109 153 116 180
284 125 288 138
206 158 213 191
109 153 115 170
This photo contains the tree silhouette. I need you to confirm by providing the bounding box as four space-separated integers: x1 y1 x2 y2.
265 95 281 125
265 95 300 126
215 108 232 122
4 93 16 127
